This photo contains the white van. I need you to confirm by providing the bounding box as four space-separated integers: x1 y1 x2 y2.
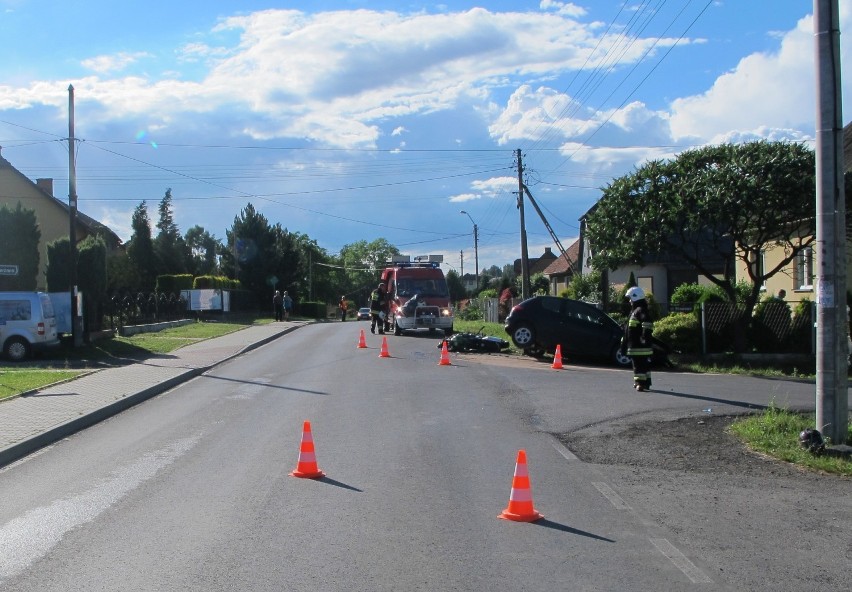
0 292 61 361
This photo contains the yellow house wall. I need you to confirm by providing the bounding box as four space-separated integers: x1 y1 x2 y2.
732 241 852 305
0 171 92 291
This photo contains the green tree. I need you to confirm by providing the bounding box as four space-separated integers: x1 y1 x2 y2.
0 203 40 290
46 237 72 292
184 225 220 276
154 189 187 274
586 141 815 349
126 201 158 291
224 203 308 308
338 238 400 297
446 269 465 302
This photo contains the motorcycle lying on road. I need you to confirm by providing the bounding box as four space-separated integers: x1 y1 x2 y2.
439 327 510 353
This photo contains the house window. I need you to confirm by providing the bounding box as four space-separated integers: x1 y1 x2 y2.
638 276 653 297
795 247 814 290
749 250 766 290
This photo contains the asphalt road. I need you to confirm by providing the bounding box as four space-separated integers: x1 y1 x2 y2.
0 322 846 591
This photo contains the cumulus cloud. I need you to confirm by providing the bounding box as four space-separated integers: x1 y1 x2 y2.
81 52 150 74
670 6 852 143
448 176 516 202
0 7 689 149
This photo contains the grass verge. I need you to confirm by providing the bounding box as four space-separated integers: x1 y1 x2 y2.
0 370 84 402
729 405 852 476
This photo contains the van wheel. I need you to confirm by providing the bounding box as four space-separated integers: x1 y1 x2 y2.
4 337 31 362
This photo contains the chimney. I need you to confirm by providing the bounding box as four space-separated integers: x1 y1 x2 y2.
36 178 54 196
544 247 553 256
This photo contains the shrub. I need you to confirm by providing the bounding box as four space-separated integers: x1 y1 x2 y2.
653 313 701 354
787 299 814 353
750 297 792 353
156 274 194 293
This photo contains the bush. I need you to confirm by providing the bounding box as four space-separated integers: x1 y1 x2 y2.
157 274 194 293
750 297 792 353
653 313 701 354
787 299 814 354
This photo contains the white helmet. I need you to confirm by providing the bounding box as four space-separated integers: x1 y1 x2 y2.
625 286 646 303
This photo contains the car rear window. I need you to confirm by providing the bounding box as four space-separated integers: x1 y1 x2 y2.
540 298 562 313
0 300 32 321
39 294 55 318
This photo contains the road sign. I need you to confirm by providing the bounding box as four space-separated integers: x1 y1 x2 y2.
0 264 19 276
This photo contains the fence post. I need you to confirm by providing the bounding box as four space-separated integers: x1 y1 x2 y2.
700 301 707 355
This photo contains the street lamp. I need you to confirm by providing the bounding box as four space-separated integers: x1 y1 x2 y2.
459 210 479 290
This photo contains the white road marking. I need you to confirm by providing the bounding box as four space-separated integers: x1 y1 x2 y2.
549 435 578 461
591 481 632 510
650 538 713 584
0 436 200 579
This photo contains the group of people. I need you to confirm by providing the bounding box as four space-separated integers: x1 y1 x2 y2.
272 290 292 322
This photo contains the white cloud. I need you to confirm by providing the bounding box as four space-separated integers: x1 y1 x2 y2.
448 192 479 203
0 7 689 149
669 7 852 142
391 126 407 136
81 52 150 74
539 1 586 18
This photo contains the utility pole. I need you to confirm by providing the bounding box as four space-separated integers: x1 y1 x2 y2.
517 148 531 299
68 85 81 347
460 210 479 291
814 0 848 446
459 250 464 279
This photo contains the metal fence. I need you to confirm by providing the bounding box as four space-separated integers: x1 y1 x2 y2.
460 297 816 355
106 292 188 331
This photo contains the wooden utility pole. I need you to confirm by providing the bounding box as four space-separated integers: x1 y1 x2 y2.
814 0 848 445
517 149 531 299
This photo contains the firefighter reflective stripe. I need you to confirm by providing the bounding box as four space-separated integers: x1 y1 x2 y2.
627 347 653 356
642 322 654 330
628 319 641 327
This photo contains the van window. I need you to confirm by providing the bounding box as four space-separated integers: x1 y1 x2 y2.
39 294 55 318
0 300 32 321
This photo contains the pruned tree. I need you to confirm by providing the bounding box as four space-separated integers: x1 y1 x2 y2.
585 141 815 349
0 202 40 290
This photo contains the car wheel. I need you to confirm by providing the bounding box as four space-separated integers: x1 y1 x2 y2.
612 346 631 367
4 337 31 362
509 324 535 349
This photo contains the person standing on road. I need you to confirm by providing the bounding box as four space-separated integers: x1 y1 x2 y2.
282 291 293 321
273 290 283 321
369 283 386 334
339 296 348 321
621 286 654 391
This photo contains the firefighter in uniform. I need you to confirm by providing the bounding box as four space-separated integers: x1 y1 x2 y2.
369 283 386 334
621 286 654 391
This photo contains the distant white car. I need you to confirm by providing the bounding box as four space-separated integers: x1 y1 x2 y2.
0 292 61 361
357 307 371 321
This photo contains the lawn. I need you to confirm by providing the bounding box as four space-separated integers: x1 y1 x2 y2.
0 370 84 401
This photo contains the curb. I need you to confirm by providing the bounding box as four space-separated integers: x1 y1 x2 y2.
0 323 303 469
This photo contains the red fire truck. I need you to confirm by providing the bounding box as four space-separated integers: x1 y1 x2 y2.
380 255 454 336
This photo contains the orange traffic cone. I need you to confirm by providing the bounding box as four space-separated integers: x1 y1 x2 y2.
499 449 543 522
551 344 563 370
289 421 325 479
357 329 367 349
379 336 390 358
438 340 452 366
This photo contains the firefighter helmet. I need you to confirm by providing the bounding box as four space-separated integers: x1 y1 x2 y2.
625 286 646 303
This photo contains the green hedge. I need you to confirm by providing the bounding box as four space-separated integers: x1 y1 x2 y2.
156 274 194 293
653 313 701 354
299 301 326 319
194 275 242 289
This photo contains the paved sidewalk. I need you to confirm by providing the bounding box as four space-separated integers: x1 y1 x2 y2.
0 321 307 467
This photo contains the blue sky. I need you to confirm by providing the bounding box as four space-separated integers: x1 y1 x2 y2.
1 1 850 274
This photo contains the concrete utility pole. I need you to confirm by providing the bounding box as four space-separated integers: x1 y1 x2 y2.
459 210 479 290
68 85 81 347
517 149 531 299
814 0 848 445
459 250 464 279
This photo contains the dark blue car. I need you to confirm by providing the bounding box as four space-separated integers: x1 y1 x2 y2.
504 296 672 367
